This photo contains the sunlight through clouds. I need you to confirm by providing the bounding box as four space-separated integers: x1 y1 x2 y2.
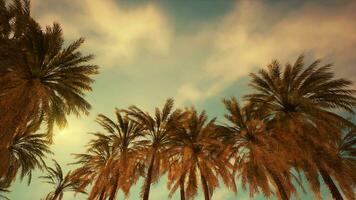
50 116 91 164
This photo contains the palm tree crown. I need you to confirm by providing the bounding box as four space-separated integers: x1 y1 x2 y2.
245 55 356 199
72 110 145 200
1 20 98 136
124 99 186 200
0 116 51 188
0 5 98 178
246 55 355 115
168 109 236 200
40 160 85 200
221 97 301 200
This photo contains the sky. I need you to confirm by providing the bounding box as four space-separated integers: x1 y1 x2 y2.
8 0 356 199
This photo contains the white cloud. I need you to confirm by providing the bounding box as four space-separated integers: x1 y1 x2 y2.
177 0 356 103
176 84 203 105
32 0 172 67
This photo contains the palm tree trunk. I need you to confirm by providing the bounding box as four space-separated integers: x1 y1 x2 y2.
108 178 118 200
52 190 61 200
179 177 185 200
0 142 10 178
200 174 210 200
142 150 156 200
318 166 343 200
267 168 289 200
98 189 105 200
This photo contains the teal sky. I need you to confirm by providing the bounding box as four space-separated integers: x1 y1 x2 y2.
9 0 356 199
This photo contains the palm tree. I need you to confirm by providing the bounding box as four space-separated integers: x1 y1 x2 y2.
0 0 33 178
71 133 114 200
167 109 236 200
245 55 356 199
321 128 356 200
0 116 51 188
0 1 98 177
306 124 356 200
71 110 145 200
124 99 186 200
40 160 85 200
0 18 98 140
221 98 301 200
337 128 355 173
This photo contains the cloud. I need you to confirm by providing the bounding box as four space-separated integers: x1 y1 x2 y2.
177 0 356 104
31 0 172 67
176 83 203 105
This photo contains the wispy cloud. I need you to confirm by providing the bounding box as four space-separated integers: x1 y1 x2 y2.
177 0 356 104
32 0 172 67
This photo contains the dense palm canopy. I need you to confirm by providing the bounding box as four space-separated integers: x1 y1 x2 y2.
245 55 356 199
71 133 115 200
71 110 145 200
124 99 187 200
0 1 355 200
221 98 302 200
40 160 85 200
246 55 355 115
0 19 98 139
167 109 236 200
0 0 98 179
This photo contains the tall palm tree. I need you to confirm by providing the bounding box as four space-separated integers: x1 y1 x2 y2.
71 110 145 200
0 1 98 176
71 133 114 200
167 109 236 200
221 98 300 200
245 55 356 199
124 99 186 200
0 116 51 188
322 128 356 200
306 124 356 200
40 160 85 200
0 0 32 178
0 18 98 141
